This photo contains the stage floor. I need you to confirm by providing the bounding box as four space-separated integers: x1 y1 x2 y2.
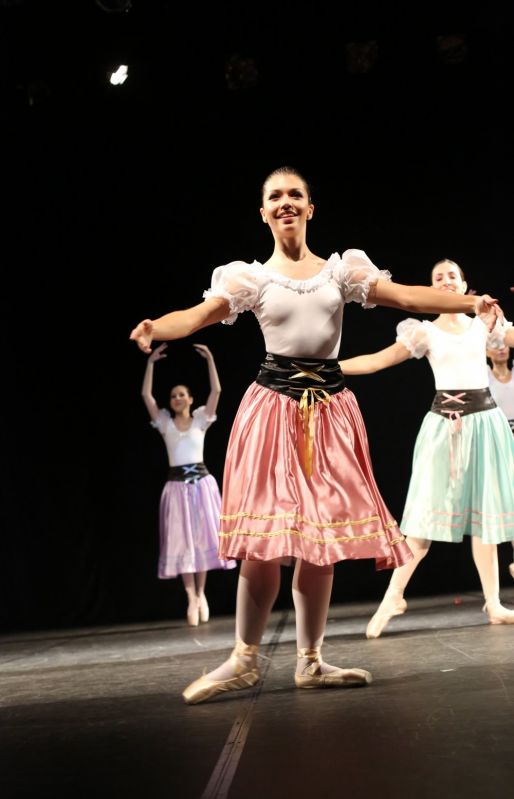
2 588 514 799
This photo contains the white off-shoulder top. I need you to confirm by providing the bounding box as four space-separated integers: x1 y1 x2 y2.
203 249 391 359
396 316 513 390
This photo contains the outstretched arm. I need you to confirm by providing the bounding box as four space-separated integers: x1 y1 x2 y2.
340 342 411 375
141 343 168 422
193 344 222 417
371 280 500 329
130 296 231 353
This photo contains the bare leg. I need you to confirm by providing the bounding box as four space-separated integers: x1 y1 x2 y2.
471 537 514 624
195 571 209 622
182 573 199 626
366 537 432 639
510 542 514 580
293 559 372 687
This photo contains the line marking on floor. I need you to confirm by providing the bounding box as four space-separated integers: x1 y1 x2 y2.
200 610 289 799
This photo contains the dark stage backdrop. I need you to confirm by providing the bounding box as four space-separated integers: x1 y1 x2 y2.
1 1 513 632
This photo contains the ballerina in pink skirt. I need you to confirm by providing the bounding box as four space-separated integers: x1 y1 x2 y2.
130 166 501 703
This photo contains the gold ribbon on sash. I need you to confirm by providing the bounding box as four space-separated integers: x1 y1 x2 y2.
291 364 331 479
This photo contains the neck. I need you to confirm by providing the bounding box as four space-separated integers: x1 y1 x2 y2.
273 235 310 263
436 312 469 325
492 363 511 379
174 409 191 420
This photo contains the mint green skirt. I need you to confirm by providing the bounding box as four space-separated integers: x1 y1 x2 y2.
400 407 514 544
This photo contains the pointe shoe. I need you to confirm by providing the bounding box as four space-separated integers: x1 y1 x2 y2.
198 593 210 623
182 640 260 705
483 601 514 625
509 563 514 580
294 648 372 689
186 599 200 627
366 595 407 639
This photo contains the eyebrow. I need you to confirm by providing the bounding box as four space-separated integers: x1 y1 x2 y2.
268 186 304 195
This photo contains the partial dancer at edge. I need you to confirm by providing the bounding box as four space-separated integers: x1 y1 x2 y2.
340 259 514 638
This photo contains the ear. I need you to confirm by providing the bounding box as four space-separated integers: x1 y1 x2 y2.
260 207 267 224
306 203 314 221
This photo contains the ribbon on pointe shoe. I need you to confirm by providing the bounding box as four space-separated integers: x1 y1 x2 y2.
295 647 372 688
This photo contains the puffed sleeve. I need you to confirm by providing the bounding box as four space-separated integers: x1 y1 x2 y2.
192 405 217 431
150 408 171 433
396 319 430 359
332 249 392 308
203 261 259 325
486 318 513 350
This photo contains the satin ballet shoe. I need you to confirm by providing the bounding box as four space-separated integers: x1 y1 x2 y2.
366 595 407 639
198 593 210 623
294 648 372 689
509 563 514 580
483 601 514 625
186 599 200 627
182 640 260 705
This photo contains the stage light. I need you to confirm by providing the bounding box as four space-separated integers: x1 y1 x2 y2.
109 64 128 85
345 41 379 75
436 34 467 64
224 54 259 90
95 0 132 12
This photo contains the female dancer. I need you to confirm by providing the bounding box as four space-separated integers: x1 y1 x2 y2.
130 168 500 703
340 259 514 638
487 343 514 432
142 342 236 626
487 340 514 577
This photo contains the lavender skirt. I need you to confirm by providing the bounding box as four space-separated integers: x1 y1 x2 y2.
158 474 237 578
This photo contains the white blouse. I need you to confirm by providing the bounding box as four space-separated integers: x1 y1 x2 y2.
151 406 216 466
203 250 391 359
396 316 513 390
488 368 514 421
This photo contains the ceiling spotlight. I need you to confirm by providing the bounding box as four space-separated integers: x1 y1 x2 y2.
345 41 379 75
95 0 132 12
109 65 128 85
225 54 259 91
436 34 467 65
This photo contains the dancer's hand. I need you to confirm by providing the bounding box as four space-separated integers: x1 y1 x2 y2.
473 295 503 331
193 343 213 361
129 319 154 353
149 342 167 363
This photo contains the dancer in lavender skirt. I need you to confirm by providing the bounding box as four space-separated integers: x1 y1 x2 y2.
141 342 236 626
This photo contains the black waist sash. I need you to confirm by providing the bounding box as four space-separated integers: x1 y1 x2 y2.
167 462 209 483
255 353 345 479
430 388 497 418
255 353 345 400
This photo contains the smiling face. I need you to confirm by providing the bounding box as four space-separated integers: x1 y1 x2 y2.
260 171 314 237
431 260 467 295
169 385 193 415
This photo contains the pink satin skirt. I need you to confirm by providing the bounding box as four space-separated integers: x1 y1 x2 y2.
218 382 412 570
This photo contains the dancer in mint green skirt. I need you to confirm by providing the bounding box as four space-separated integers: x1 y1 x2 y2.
340 260 514 637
